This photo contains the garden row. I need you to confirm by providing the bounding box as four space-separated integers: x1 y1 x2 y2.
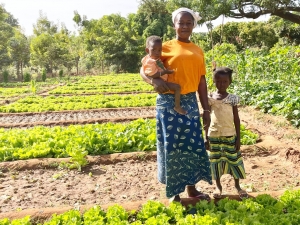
0 119 258 166
0 74 153 99
2 190 300 224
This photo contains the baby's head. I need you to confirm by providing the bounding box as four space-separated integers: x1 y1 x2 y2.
145 35 162 60
213 67 233 91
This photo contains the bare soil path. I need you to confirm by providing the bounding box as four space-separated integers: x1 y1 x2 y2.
0 107 156 128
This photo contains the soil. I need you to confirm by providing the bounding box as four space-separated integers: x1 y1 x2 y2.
0 107 156 128
0 106 300 220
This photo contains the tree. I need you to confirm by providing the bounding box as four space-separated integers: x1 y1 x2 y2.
269 15 300 45
33 11 58 36
137 0 175 40
79 13 142 73
31 14 71 75
166 0 300 25
68 35 86 75
0 4 16 71
8 30 30 80
211 21 278 50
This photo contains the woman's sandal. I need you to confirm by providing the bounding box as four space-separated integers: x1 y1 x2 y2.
212 189 222 199
238 189 248 200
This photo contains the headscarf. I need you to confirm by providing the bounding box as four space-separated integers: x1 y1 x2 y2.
172 7 201 28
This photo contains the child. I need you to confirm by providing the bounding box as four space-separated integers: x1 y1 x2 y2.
205 67 248 199
141 35 186 115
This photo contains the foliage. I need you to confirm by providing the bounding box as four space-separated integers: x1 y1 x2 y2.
166 0 300 24
0 5 16 71
8 29 30 80
80 13 142 73
0 93 157 113
3 190 300 224
109 64 119 74
211 21 278 50
240 124 258 145
41 68 47 82
59 69 63 78
30 79 37 95
2 70 9 83
0 118 256 163
23 72 31 82
0 119 157 162
206 43 300 127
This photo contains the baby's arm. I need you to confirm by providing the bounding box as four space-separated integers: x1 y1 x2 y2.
148 68 174 79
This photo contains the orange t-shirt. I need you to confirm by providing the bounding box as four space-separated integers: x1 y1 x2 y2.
161 39 206 94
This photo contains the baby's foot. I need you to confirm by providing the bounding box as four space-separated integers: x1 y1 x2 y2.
174 107 187 115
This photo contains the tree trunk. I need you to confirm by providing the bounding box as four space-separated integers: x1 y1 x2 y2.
76 59 79 75
20 61 23 81
16 62 20 81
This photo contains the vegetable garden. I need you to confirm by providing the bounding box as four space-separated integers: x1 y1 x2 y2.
0 46 300 224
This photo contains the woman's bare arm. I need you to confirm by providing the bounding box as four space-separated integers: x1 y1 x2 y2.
198 76 211 130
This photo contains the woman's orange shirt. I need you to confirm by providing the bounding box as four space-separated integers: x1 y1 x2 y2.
161 39 206 94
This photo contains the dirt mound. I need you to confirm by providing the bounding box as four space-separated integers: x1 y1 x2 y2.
285 148 300 163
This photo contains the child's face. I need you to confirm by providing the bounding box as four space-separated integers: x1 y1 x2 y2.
147 41 162 60
213 74 231 92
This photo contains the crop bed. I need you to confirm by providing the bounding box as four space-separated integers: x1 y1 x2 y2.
0 107 156 128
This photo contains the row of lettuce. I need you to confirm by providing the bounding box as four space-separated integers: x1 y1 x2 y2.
2 190 300 224
0 94 156 112
0 119 258 165
0 76 154 98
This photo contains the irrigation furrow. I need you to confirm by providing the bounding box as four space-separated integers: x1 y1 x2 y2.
0 107 156 128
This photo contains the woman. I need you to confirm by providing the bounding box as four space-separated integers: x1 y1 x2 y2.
141 7 212 202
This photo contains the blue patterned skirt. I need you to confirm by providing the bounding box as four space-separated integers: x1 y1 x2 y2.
156 92 212 198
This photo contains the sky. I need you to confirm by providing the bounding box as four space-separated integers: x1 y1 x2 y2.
1 0 269 36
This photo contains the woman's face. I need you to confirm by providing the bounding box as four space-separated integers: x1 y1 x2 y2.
174 12 194 42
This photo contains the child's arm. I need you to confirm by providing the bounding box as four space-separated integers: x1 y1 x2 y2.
233 105 241 151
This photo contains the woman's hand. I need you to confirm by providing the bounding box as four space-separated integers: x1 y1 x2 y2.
202 111 211 132
140 67 169 93
151 78 169 93
204 136 210 151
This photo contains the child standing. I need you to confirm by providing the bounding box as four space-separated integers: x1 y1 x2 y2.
205 67 248 199
141 35 186 115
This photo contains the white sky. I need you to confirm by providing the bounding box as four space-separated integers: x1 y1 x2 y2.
1 0 269 35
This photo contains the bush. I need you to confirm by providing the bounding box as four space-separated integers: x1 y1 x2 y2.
2 70 9 83
109 65 118 74
42 68 47 82
23 72 31 82
59 69 63 78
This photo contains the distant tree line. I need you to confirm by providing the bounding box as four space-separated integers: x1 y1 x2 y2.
0 0 300 81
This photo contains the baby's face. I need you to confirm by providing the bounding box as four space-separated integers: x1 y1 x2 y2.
148 41 162 60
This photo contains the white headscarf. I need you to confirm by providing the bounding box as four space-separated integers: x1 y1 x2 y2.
172 7 201 28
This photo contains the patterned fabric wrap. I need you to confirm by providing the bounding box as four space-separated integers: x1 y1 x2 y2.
208 136 246 180
156 92 212 198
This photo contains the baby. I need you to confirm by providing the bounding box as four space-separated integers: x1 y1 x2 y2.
141 35 186 115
